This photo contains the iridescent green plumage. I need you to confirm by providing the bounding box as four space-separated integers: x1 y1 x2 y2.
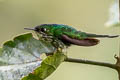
24 24 119 48
35 24 88 39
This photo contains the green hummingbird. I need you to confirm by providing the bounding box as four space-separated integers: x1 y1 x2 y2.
24 24 119 49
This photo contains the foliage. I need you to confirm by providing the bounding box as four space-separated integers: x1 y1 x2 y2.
22 51 66 80
0 33 66 80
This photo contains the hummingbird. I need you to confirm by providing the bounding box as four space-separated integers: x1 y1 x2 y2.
24 24 119 49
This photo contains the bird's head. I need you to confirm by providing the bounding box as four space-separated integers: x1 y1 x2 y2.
24 24 54 37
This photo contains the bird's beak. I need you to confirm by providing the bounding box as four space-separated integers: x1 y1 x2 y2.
24 28 35 31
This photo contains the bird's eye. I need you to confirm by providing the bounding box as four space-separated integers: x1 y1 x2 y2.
40 28 47 32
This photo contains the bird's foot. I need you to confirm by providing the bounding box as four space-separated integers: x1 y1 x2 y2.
56 47 67 56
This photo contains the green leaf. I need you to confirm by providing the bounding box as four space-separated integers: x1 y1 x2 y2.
0 33 57 80
22 51 66 80
0 33 56 65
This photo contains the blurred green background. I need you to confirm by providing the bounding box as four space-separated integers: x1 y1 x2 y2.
0 0 120 80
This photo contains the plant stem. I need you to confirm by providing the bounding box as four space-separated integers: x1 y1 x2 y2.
65 57 118 69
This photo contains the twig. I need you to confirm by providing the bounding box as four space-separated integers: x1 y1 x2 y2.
65 57 118 70
65 57 120 80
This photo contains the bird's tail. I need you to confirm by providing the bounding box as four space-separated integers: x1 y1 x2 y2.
86 33 119 38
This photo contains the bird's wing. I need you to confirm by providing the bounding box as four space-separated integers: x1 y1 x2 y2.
61 35 99 46
61 29 119 46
